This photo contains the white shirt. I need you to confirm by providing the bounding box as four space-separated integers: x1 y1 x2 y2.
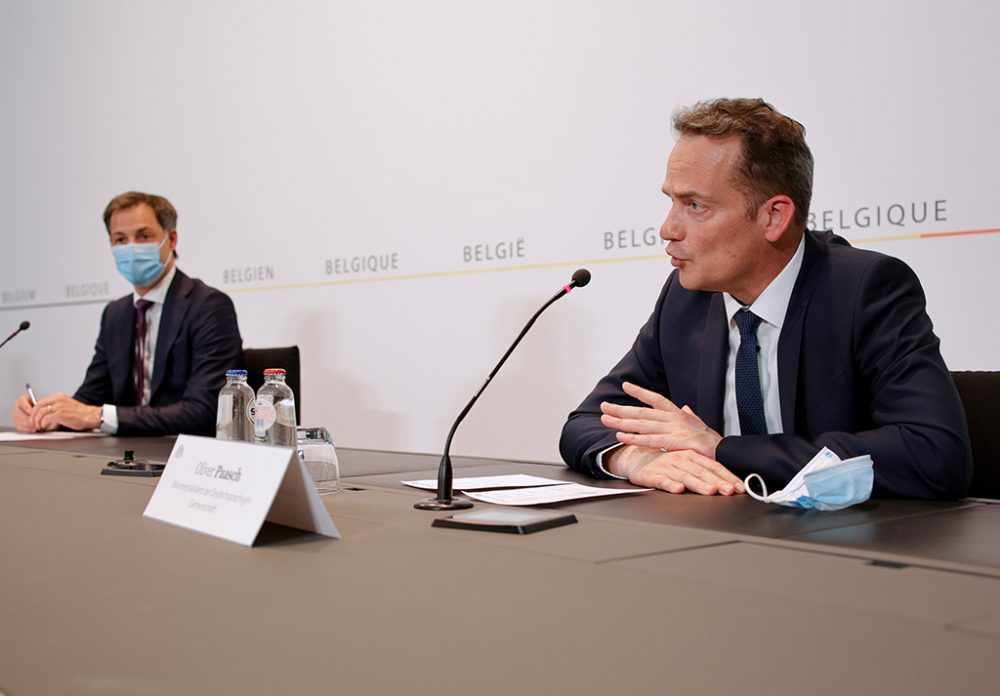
597 235 806 476
100 265 178 433
722 235 805 435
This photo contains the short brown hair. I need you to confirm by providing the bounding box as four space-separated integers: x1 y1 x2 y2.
672 98 813 229
103 191 178 234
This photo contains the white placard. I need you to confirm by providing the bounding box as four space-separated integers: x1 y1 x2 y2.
143 435 340 546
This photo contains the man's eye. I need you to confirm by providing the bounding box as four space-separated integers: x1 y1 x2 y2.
689 201 703 211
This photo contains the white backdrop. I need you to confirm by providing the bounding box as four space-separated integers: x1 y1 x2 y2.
1 0 998 461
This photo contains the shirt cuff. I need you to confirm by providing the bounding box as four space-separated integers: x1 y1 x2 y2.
595 443 627 480
100 404 119 434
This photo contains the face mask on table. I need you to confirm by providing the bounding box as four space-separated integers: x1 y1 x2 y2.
744 447 874 512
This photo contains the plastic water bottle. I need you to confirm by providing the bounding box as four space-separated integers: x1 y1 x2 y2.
216 370 255 442
255 368 297 446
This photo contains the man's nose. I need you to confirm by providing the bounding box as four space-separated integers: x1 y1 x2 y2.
660 206 681 241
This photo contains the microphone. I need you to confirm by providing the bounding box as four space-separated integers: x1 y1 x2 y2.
0 321 30 351
415 269 592 511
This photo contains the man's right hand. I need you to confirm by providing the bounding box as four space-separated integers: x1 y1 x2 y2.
606 444 745 495
12 393 42 433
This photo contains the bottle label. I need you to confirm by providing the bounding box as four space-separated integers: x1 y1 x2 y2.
245 400 258 424
253 398 277 433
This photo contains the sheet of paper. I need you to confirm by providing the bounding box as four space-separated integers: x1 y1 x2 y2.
0 431 104 441
464 483 652 506
401 474 568 491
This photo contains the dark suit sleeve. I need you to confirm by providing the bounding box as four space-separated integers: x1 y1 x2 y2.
115 289 243 437
559 276 674 478
717 254 972 499
73 304 116 407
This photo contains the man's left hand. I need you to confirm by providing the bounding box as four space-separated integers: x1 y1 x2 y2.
29 393 102 432
600 381 722 459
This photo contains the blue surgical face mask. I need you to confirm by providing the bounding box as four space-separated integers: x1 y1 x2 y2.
745 448 874 512
113 236 168 287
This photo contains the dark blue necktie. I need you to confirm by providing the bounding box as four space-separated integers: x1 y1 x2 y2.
735 308 767 435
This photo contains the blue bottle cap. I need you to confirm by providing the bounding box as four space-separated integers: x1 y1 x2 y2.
226 369 248 376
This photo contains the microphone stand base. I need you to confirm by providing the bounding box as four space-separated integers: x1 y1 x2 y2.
414 497 474 511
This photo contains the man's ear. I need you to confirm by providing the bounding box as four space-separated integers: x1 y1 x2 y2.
761 195 796 243
167 228 179 259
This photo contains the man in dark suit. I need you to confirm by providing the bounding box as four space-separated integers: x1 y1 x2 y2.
560 98 972 500
12 191 244 436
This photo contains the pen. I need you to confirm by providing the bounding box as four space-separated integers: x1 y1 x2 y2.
25 383 38 407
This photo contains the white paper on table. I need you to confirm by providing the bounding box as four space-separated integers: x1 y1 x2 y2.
401 474 568 491
0 431 104 442
464 483 653 506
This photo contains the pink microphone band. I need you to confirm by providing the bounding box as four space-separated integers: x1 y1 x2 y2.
563 284 574 293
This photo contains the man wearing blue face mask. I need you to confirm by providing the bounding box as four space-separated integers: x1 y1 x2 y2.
11 191 244 436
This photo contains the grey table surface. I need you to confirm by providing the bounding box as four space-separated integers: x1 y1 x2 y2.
0 437 997 695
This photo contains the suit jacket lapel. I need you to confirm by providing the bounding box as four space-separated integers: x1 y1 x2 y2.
151 270 192 399
111 299 138 404
777 232 824 432
697 293 729 433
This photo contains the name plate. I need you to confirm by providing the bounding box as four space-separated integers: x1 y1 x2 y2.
143 435 340 546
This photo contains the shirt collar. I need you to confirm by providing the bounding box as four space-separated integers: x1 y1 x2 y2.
723 234 806 329
132 264 177 307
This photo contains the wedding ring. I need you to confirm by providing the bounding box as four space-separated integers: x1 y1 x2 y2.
47 404 53 414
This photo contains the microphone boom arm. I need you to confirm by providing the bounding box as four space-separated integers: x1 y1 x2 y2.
415 272 589 511
0 320 30 351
